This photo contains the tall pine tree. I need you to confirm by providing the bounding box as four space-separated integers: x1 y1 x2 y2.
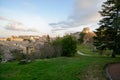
94 0 120 57
93 27 106 55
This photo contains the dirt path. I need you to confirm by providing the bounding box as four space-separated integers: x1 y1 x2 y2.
105 63 120 80
77 51 91 56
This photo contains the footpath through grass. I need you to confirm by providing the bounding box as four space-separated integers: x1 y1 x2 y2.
77 44 98 56
77 44 114 56
0 44 120 80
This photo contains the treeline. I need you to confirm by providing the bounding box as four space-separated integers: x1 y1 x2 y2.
1 35 77 62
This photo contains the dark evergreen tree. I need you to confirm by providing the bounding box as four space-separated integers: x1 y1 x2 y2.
94 0 120 57
93 27 106 55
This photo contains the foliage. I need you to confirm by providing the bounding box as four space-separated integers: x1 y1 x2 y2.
94 0 120 57
51 35 77 57
0 53 2 61
79 32 86 43
23 39 32 43
10 49 26 61
0 44 3 61
34 42 62 59
51 37 62 45
46 35 50 42
6 38 11 41
62 35 77 56
51 37 63 57
93 27 107 54
40 43 59 58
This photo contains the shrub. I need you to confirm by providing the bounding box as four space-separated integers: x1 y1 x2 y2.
18 59 28 64
51 35 77 57
6 38 11 41
62 35 77 56
10 49 26 61
0 44 3 62
51 37 63 57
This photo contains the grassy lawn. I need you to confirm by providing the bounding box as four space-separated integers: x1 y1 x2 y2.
0 44 120 80
77 44 113 56
0 56 120 80
77 44 98 56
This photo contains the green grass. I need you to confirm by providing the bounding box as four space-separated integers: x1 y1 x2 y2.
77 44 99 56
77 44 114 56
0 56 120 80
0 44 120 80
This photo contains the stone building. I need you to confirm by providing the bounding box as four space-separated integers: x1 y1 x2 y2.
82 27 90 33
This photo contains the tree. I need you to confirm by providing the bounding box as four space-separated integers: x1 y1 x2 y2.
93 27 106 55
51 35 77 57
0 44 3 61
62 35 77 56
79 32 86 43
51 37 63 57
7 38 11 41
46 35 50 42
51 37 62 45
11 49 26 61
94 0 120 57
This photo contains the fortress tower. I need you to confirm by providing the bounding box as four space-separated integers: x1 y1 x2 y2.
82 27 90 33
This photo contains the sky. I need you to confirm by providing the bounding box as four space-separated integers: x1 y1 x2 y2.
0 0 106 37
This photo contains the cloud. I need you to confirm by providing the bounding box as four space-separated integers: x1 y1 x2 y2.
50 0 105 32
0 16 38 32
0 16 7 20
0 16 14 22
5 22 37 32
51 27 67 32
